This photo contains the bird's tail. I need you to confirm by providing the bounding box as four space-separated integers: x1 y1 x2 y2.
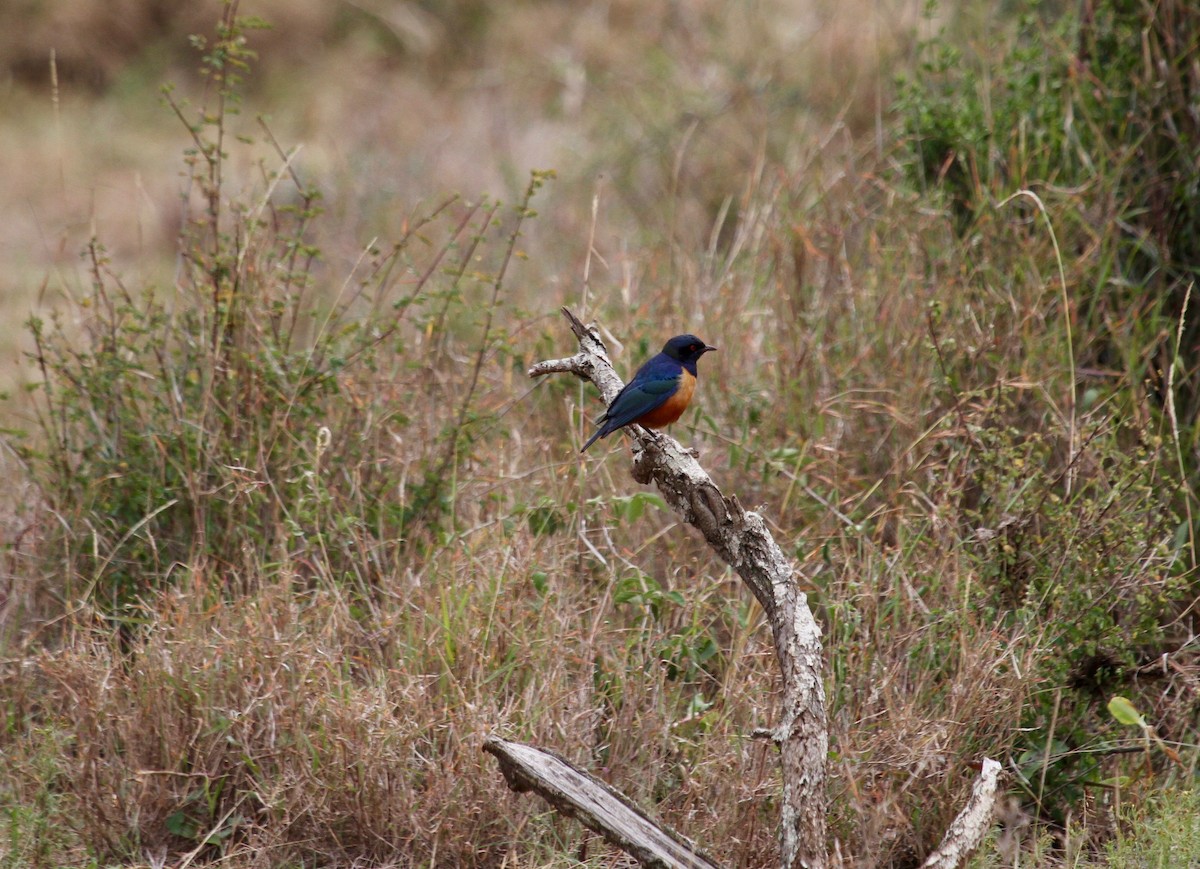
580 426 606 452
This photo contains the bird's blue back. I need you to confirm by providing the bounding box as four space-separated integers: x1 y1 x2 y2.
579 333 714 452
596 351 683 433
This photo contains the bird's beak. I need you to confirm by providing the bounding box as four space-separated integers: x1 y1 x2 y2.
705 345 718 353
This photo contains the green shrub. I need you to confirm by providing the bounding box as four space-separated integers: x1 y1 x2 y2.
898 0 1200 432
948 397 1184 822
17 4 544 625
1104 788 1200 868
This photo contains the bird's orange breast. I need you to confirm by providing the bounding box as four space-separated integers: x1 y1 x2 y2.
634 369 696 428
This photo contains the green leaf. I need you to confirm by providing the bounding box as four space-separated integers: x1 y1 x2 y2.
166 810 198 839
1107 695 1146 728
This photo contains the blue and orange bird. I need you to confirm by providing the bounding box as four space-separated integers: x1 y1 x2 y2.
581 334 717 452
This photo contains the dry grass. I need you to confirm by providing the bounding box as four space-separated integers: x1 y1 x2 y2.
0 1 1196 868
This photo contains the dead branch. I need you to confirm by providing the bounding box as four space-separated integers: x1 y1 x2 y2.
921 759 1004 869
483 736 725 869
503 307 1004 869
527 307 828 869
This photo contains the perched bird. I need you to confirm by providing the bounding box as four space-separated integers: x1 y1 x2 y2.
581 334 717 452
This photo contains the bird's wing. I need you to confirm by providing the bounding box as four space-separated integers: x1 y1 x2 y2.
600 371 680 430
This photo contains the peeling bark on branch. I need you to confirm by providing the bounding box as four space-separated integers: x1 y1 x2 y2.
921 759 1003 869
527 307 829 869
483 736 725 869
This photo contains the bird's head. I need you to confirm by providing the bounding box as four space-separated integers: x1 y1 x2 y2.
662 334 717 365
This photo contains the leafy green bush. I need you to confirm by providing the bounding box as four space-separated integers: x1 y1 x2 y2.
897 11 1199 827
944 396 1185 822
18 5 543 624
898 0 1200 430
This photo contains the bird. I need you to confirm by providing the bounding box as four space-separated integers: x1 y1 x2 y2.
581 333 717 452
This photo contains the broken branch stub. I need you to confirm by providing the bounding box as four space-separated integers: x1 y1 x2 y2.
921 759 1004 869
484 736 725 869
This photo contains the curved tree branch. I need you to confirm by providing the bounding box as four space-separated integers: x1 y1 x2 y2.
922 759 1004 869
530 307 828 869
513 307 1003 869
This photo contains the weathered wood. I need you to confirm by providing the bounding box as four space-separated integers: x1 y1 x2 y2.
522 308 1003 869
483 736 725 869
921 759 1004 869
529 307 828 869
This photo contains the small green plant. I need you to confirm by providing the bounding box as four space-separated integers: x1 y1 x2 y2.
1103 788 1200 868
950 405 1185 823
19 4 547 627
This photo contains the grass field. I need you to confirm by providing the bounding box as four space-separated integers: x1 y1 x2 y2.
1 1 1197 867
